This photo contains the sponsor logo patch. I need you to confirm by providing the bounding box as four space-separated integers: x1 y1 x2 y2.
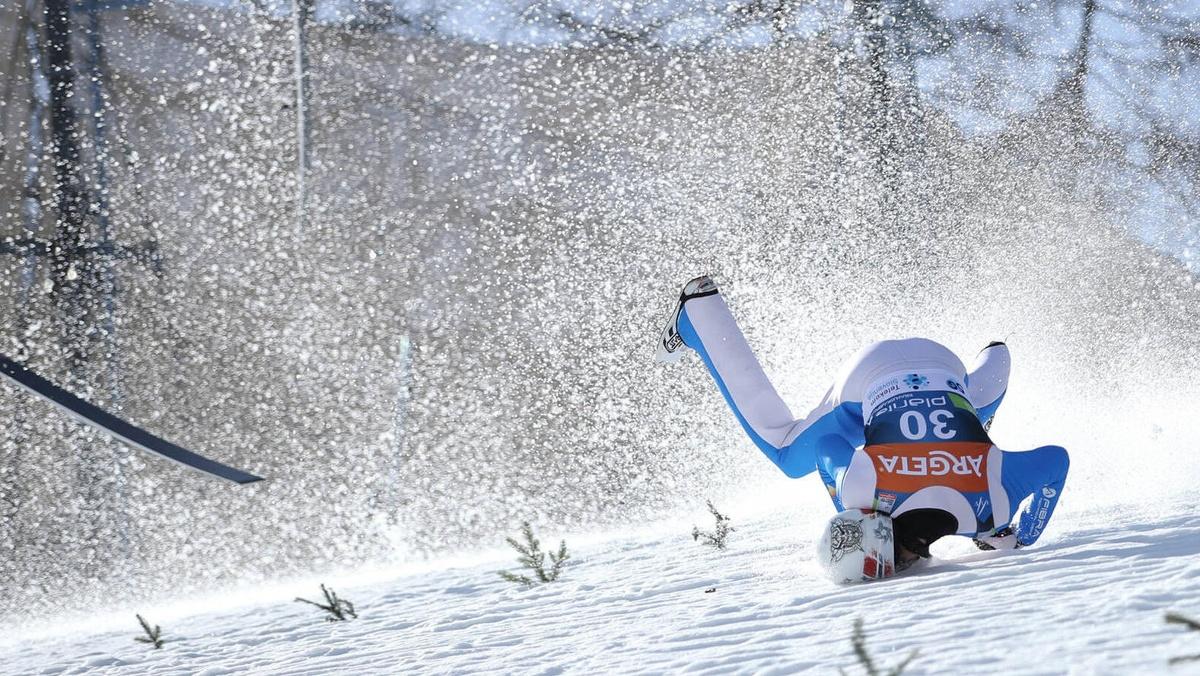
865 370 960 420
1026 497 1053 540
872 394 948 419
663 332 683 351
974 495 989 518
875 491 897 512
865 378 904 414
866 442 992 493
947 392 977 414
904 373 929 389
876 450 983 477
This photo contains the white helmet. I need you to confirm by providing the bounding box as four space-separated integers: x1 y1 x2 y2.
817 509 897 584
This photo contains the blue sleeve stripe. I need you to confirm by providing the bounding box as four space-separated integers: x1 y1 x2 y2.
975 390 1006 428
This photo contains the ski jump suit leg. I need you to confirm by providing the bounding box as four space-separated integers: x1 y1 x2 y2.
674 292 863 479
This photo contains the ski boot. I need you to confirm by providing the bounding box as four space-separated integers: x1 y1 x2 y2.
655 275 719 363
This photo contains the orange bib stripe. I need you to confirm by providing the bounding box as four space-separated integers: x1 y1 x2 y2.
865 441 992 493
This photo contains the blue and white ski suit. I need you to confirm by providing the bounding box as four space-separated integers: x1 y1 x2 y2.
675 291 1069 546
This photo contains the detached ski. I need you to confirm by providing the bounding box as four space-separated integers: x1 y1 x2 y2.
0 352 263 484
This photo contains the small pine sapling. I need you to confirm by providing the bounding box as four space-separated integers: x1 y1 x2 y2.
840 618 917 676
134 614 165 649
295 584 358 621
1166 612 1200 665
692 500 734 550
498 521 569 587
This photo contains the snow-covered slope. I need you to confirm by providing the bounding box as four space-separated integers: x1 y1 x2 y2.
5 491 1199 675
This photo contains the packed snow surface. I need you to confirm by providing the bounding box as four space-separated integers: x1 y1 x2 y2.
4 490 1199 675
3 3 1200 673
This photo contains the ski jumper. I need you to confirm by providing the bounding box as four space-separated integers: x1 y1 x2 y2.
675 292 1069 546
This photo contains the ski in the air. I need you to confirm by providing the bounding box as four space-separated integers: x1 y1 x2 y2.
0 352 264 484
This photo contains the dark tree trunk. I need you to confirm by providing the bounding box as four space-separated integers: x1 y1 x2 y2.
1057 0 1097 131
43 0 119 575
43 0 91 373
851 0 899 220
293 0 313 232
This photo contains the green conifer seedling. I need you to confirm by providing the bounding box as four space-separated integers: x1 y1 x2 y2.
295 584 358 621
134 614 165 649
498 522 569 587
692 500 734 550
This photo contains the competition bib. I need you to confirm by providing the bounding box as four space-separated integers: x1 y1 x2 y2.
863 385 993 499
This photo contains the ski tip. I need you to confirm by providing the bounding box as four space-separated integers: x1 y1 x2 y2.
236 474 267 485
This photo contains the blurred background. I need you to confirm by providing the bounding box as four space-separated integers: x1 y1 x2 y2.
1 0 1198 617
